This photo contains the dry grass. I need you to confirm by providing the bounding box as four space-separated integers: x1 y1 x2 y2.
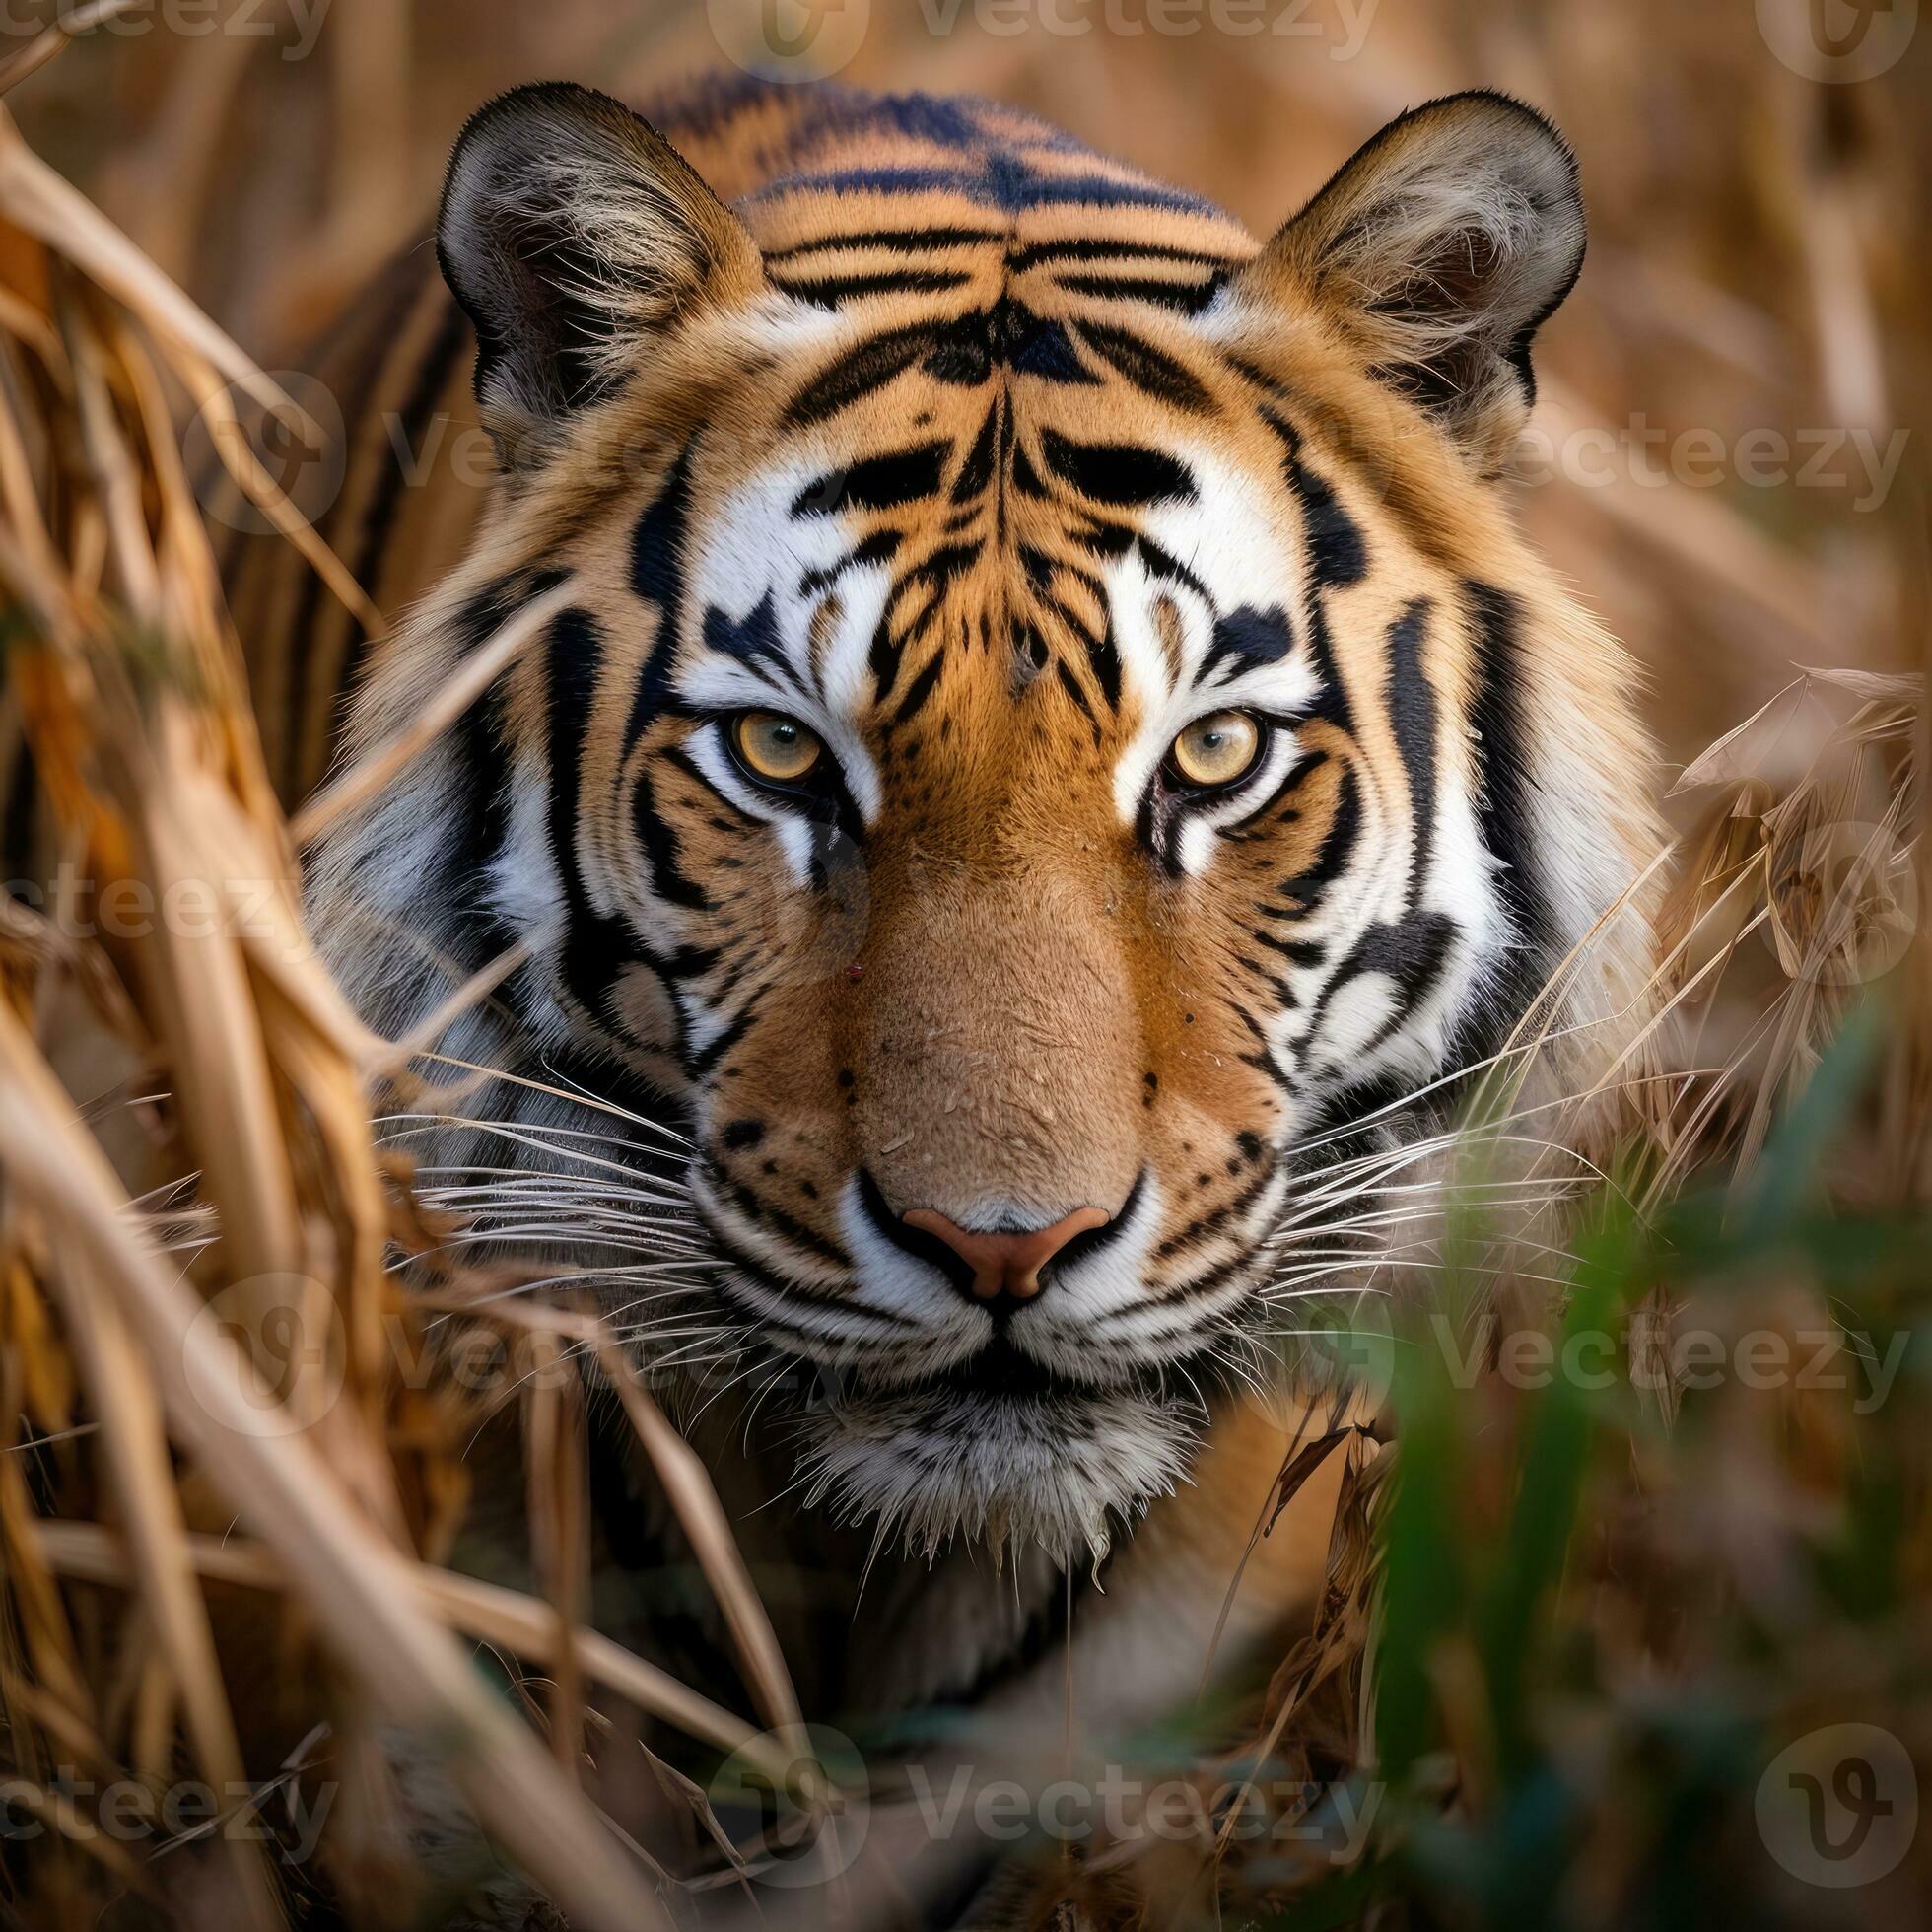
0 38 815 1928
0 4 1927 1928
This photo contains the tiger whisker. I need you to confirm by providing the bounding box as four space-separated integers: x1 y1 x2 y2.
391 1056 694 1149
736 1359 802 1456
412 1180 696 1214
380 1115 688 1184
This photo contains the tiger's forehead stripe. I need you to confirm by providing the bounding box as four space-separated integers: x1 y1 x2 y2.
605 328 1397 860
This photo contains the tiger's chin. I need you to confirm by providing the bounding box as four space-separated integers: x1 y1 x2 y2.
794 1371 1200 1566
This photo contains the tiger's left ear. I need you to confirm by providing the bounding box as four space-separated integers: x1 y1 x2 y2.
437 82 764 460
1246 91 1583 476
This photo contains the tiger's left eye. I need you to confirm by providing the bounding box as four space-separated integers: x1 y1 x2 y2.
1167 710 1263 790
732 710 824 785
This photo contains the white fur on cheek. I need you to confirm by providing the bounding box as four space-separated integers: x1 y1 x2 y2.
486 757 570 1048
1107 467 1322 831
676 469 885 820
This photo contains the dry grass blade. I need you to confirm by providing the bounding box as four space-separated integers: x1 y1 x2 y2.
595 1336 810 1751
43 312 310 1308
0 1005 674 1932
524 1326 591 1776
0 104 302 424
31 1521 804 1792
54 280 160 622
174 349 383 636
0 0 140 98
37 1252 283 1931
365 934 536 1076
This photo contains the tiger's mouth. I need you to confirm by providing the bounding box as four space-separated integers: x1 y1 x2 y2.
672 1160 1277 1557
889 1334 1146 1400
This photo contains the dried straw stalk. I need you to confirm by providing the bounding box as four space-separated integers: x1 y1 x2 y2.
0 56 817 1927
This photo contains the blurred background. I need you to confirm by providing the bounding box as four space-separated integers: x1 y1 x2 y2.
11 0 1929 768
2 4 1928 1926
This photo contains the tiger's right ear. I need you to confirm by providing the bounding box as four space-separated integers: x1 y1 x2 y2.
1242 92 1584 477
437 82 763 453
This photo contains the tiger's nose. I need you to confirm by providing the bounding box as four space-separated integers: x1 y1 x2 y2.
900 1205 1112 1302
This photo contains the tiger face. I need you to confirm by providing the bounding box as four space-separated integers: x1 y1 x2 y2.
320 82 1653 1559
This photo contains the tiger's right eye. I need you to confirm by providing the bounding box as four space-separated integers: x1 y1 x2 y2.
1166 709 1263 791
732 710 824 786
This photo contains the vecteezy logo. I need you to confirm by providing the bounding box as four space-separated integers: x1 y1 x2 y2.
1765 819 1918 986
183 1276 346 1438
184 370 346 537
1814 0 1892 51
1757 0 1917 80
1757 1724 1917 1889
707 0 870 81
1291 1283 1396 1414
707 1724 870 1888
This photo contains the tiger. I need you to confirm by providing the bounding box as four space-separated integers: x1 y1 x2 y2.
213 74 1662 1921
